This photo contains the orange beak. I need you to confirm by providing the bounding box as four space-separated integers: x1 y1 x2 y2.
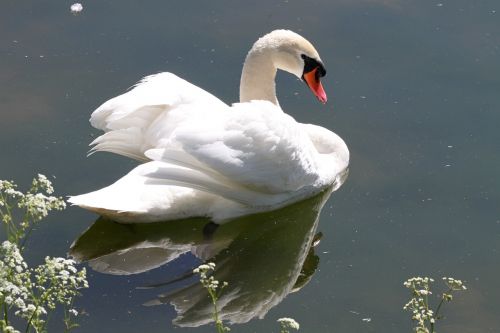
303 67 327 104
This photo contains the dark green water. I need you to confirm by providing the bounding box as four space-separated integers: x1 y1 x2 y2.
1 1 499 332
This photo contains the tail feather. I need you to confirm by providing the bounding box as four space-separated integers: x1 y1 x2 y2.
88 105 167 161
88 127 148 161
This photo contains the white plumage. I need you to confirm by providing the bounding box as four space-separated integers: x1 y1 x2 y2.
69 30 349 223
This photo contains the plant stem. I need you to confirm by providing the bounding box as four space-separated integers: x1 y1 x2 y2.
0 193 20 243
63 297 77 333
19 220 36 253
25 281 53 333
3 302 9 325
209 289 223 333
431 288 452 333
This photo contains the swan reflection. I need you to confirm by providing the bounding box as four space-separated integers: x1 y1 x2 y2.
70 186 339 327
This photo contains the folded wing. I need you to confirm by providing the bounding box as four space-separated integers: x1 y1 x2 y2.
146 100 320 194
89 72 227 161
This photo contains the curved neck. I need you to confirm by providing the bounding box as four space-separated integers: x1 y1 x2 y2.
239 50 279 105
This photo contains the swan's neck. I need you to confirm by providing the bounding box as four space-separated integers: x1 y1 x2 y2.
239 50 279 105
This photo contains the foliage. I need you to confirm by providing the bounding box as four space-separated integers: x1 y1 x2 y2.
403 276 467 333
0 175 88 333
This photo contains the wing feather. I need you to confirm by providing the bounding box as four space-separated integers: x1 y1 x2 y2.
89 73 227 160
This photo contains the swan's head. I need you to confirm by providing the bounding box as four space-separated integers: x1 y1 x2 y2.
252 29 328 104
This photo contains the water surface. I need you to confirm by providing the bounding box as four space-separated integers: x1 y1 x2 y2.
1 1 499 332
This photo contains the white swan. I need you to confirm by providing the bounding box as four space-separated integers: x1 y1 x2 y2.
69 29 349 223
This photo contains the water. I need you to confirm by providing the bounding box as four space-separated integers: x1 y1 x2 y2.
1 1 499 332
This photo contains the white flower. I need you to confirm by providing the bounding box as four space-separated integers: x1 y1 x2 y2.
4 188 23 198
418 289 431 296
26 304 36 313
14 297 26 309
197 264 212 271
34 174 54 194
4 325 21 333
277 317 300 330
70 3 83 14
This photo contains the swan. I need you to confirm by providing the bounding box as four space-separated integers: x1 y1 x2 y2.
69 29 349 223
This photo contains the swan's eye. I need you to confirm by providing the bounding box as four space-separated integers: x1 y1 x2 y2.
317 63 326 78
315 67 321 81
302 55 326 78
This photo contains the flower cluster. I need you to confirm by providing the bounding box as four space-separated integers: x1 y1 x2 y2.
440 277 466 302
0 174 66 245
0 241 88 333
0 241 31 316
277 317 300 332
442 277 467 291
0 175 87 333
34 257 88 310
193 262 228 291
403 276 467 333
0 180 23 224
19 174 66 222
31 174 54 195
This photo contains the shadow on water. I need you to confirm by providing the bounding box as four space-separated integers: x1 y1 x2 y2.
70 185 340 327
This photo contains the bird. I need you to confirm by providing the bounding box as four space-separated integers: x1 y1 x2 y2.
69 29 349 223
